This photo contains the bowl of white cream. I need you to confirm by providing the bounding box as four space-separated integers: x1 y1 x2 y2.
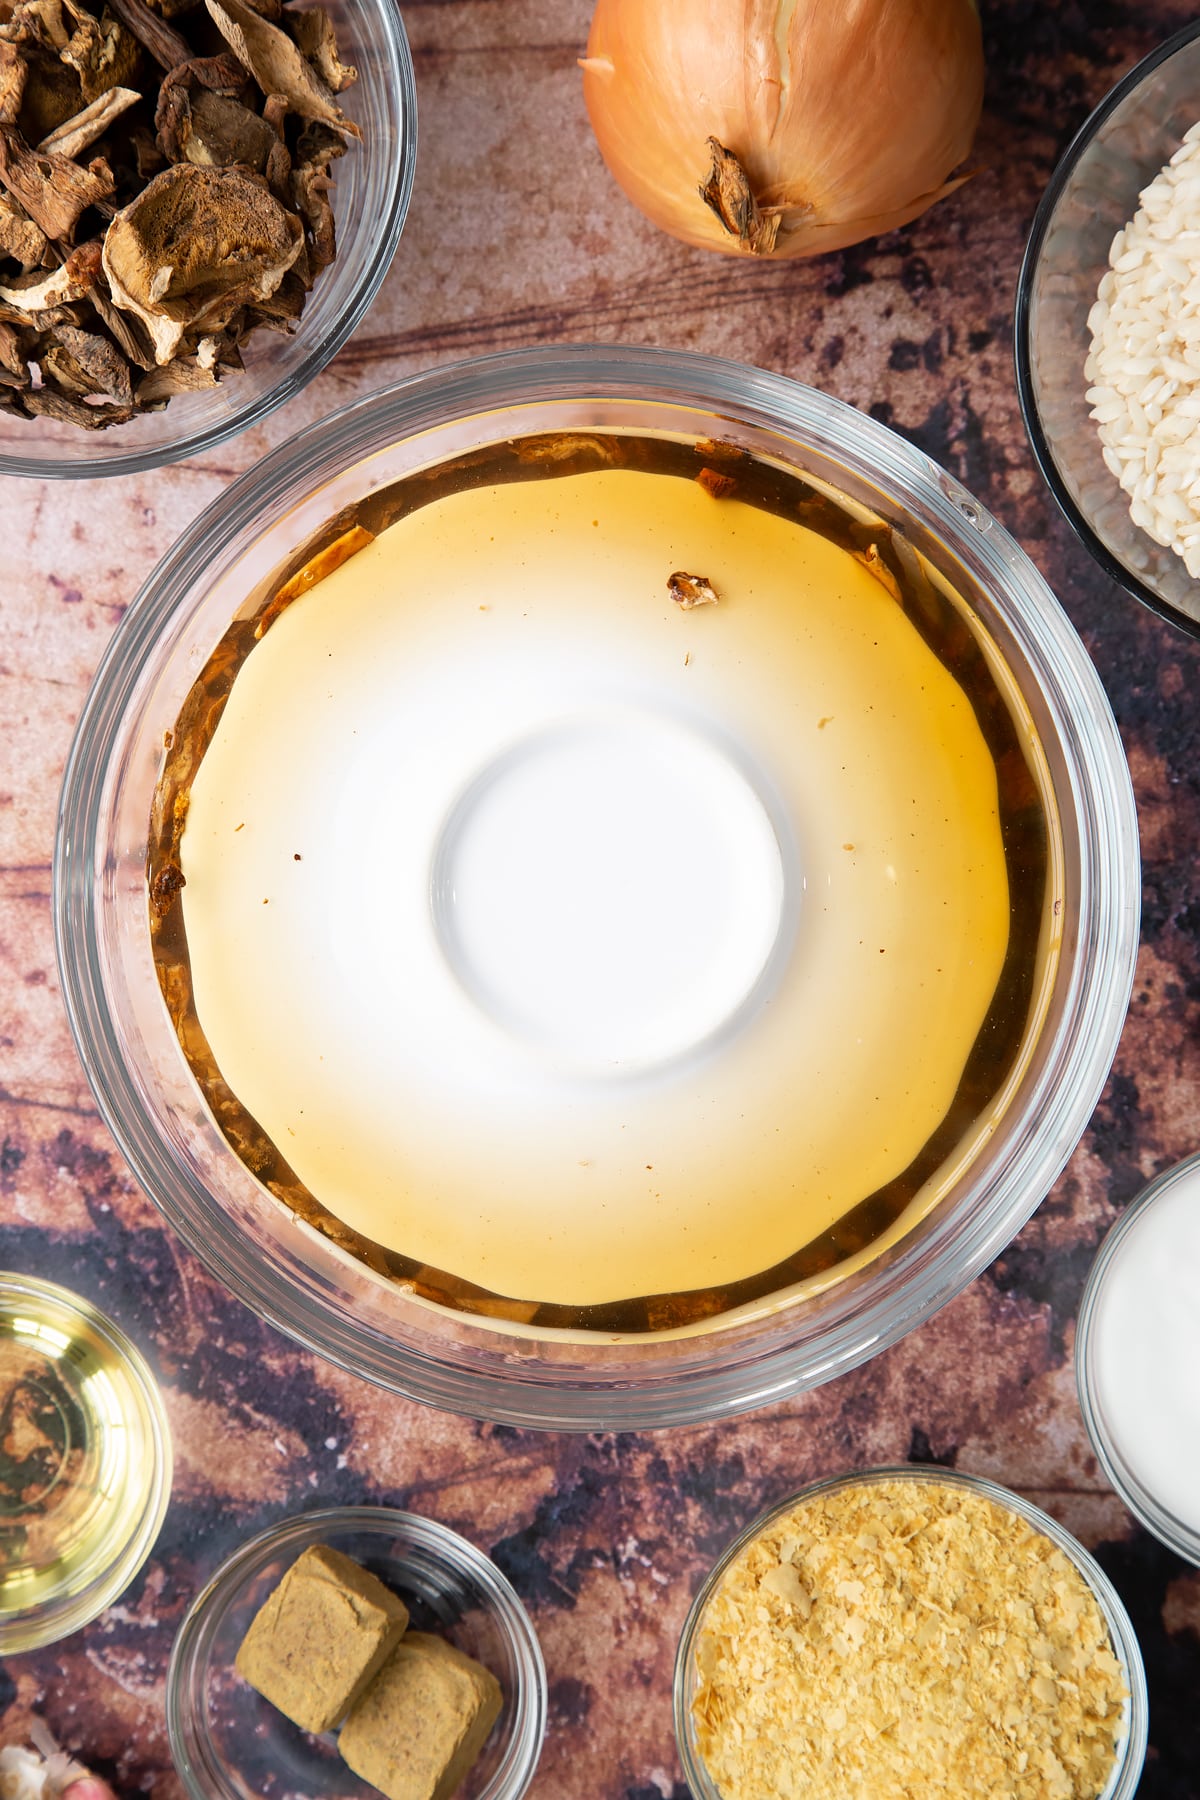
1077 1150 1200 1565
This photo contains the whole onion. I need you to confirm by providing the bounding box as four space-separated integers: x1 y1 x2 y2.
581 0 984 259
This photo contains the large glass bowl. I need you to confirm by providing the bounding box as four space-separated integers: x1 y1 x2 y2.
1015 21 1200 638
0 0 416 480
53 346 1140 1430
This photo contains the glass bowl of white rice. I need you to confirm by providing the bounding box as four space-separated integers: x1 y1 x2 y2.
1016 20 1200 638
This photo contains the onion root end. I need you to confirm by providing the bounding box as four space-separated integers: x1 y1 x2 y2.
698 138 780 255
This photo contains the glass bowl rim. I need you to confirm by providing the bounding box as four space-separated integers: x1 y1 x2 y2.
672 1462 1149 1800
165 1502 548 1800
53 342 1141 1430
1013 16 1200 642
1076 1148 1200 1566
0 0 418 482
0 1270 173 1653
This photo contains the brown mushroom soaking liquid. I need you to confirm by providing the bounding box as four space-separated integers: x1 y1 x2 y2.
148 433 1060 1337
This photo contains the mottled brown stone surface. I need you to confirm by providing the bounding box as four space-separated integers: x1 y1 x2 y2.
2 2 1200 1796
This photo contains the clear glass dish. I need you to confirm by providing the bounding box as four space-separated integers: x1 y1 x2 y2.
673 1465 1149 1800
0 1272 172 1652
53 344 1140 1430
1076 1149 1200 1566
0 0 416 480
1015 20 1200 638
166 1506 546 1800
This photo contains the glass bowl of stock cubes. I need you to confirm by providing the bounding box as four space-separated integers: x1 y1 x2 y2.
1015 19 1200 637
165 1506 547 1800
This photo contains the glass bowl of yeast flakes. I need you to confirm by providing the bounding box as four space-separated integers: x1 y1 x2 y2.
674 1466 1147 1800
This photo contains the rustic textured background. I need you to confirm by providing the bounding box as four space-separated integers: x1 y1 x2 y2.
3 1 1200 1794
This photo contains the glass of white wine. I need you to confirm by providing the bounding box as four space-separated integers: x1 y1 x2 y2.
0 1273 172 1652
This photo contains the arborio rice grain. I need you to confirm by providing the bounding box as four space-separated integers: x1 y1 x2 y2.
1086 122 1200 579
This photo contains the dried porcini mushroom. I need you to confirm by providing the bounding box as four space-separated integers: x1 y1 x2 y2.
48 320 132 398
0 122 113 237
0 316 30 379
100 0 189 71
0 189 46 262
22 383 132 424
0 41 29 120
0 237 99 309
289 118 341 276
37 82 138 156
58 2 141 103
285 8 354 94
254 522 373 637
13 53 85 145
159 85 278 170
204 0 357 135
104 163 302 362
0 0 358 429
513 432 621 465
135 353 215 402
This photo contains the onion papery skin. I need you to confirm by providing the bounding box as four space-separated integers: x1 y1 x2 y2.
581 0 985 259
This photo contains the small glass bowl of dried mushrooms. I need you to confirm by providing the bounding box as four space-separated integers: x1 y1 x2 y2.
0 0 415 477
674 1466 1148 1800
